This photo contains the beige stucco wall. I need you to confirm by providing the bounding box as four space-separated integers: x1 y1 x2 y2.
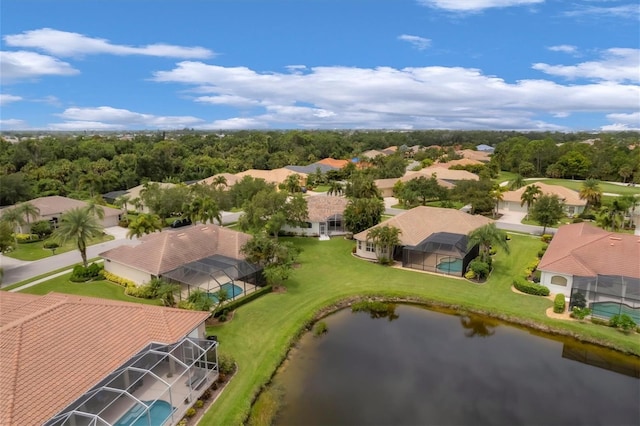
281 222 321 236
354 238 378 261
104 260 153 285
539 270 574 298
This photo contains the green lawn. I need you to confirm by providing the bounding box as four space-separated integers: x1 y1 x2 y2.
19 273 162 305
4 234 114 261
525 178 640 197
202 235 640 425
495 171 519 184
310 185 330 193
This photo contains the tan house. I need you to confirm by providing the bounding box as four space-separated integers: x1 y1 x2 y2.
198 172 240 188
126 182 178 213
434 158 484 168
456 149 492 162
538 223 640 321
235 168 308 188
6 196 121 232
499 182 586 217
411 167 480 182
354 206 492 276
374 174 455 198
0 292 215 426
281 195 349 237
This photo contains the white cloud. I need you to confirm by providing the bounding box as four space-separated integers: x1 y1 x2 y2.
417 0 543 12
533 48 639 82
151 61 639 130
51 106 204 130
602 111 640 131
4 28 214 59
0 119 29 130
398 34 431 50
0 94 23 105
563 3 640 19
199 117 268 130
0 50 79 83
547 45 578 54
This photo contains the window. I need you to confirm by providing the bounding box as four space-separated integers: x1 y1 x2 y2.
365 242 376 253
550 275 567 286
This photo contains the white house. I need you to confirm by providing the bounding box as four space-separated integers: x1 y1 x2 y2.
281 195 349 237
499 182 586 217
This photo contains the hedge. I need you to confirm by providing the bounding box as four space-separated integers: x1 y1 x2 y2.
212 285 272 317
102 270 137 289
553 294 566 313
513 277 550 296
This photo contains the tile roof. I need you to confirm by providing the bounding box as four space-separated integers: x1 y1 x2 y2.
198 172 240 187
125 182 178 200
354 206 493 246
360 149 386 159
12 196 121 219
407 167 480 181
286 164 336 175
235 168 307 185
305 195 349 222
538 223 640 278
456 149 492 162
374 173 456 191
0 292 209 426
100 224 252 275
315 158 350 169
501 182 586 206
433 158 485 168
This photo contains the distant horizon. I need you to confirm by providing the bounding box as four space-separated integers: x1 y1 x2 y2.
2 1 638 132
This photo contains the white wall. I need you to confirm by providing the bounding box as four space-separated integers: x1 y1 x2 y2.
354 239 378 261
281 222 321 236
539 270 574 297
104 260 153 285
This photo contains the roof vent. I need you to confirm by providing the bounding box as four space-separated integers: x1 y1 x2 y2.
609 237 622 241
201 227 209 231
177 233 186 237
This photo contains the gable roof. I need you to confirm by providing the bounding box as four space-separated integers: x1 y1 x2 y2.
360 149 386 159
538 223 640 278
502 182 586 206
305 195 349 222
235 168 307 185
0 292 209 426
315 158 350 169
10 196 121 219
126 182 177 200
100 224 252 275
434 158 484 168
456 149 491 162
198 172 240 187
354 206 492 246
407 167 480 181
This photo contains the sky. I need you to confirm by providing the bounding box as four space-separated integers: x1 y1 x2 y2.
1 0 639 132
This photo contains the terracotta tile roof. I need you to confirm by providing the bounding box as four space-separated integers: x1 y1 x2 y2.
538 223 640 278
235 168 307 185
315 158 350 169
354 206 493 246
305 195 349 222
0 292 209 426
10 196 121 219
198 172 240 187
501 182 586 206
100 224 252 275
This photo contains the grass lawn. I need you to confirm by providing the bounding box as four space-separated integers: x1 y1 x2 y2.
495 171 519 184
5 234 114 261
525 178 640 197
310 185 330 193
203 234 640 425
19 273 162 305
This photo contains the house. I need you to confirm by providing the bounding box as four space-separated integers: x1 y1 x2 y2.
101 224 263 299
456 149 492 162
235 168 308 188
198 172 241 188
499 182 586 217
353 206 492 276
360 149 386 160
538 223 640 321
0 292 216 426
407 167 480 183
285 163 337 176
434 158 485 169
281 195 349 237
374 174 455 198
5 196 121 232
476 144 495 153
126 182 179 213
315 158 351 169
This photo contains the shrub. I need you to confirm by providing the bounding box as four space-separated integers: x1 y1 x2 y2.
464 270 476 280
218 353 236 375
537 244 548 259
213 286 272 317
553 294 566 313
572 307 591 320
314 321 328 336
541 234 553 243
185 408 197 417
513 277 550 296
102 270 137 288
195 399 204 409
16 233 40 244
571 292 587 309
469 259 490 279
70 263 104 282
579 212 596 221
609 314 637 333
177 420 188 426
572 217 584 223
31 220 53 239
43 241 59 250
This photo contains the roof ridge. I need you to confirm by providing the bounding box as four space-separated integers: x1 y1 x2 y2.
4 324 23 425
0 294 69 332
154 231 171 274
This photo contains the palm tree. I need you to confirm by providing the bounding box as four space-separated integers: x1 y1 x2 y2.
283 174 302 194
127 213 163 239
85 199 105 220
52 207 103 267
327 181 344 196
579 178 602 210
1 207 26 241
508 174 526 190
490 185 507 218
211 175 228 189
18 202 41 231
184 197 222 225
467 223 510 263
115 194 131 213
520 184 542 219
366 225 402 263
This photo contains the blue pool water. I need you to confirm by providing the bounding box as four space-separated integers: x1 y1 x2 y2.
207 283 243 303
114 400 173 426
591 302 640 323
436 258 463 273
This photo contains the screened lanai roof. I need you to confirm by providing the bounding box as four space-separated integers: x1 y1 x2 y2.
163 254 261 287
406 232 469 257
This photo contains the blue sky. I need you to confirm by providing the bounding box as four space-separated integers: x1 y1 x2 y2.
1 0 638 131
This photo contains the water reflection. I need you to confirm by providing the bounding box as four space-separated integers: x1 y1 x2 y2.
458 314 497 338
562 342 640 379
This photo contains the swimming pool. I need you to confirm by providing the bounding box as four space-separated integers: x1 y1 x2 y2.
114 400 173 426
436 258 463 273
207 283 244 303
591 302 640 323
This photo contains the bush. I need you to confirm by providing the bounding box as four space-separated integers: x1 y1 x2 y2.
464 270 476 280
185 408 197 417
572 217 584 223
579 212 596 221
195 399 204 409
468 259 490 279
70 263 104 282
102 270 137 288
213 286 273 317
553 294 566 313
218 353 236 375
16 233 40 244
31 220 53 239
609 314 637 333
571 307 591 320
513 277 550 296
541 234 553 243
571 292 587 309
43 241 59 250
314 321 328 337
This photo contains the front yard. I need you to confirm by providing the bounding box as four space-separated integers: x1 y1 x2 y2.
4 233 114 261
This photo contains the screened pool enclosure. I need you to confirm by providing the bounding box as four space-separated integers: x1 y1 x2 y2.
402 232 479 277
46 337 218 426
570 274 640 323
163 254 264 302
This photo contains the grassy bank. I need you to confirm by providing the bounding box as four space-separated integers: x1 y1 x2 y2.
202 234 639 425
5 233 114 261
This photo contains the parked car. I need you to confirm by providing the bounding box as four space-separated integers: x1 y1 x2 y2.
171 218 192 228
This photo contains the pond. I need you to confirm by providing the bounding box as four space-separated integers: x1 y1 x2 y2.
272 305 640 426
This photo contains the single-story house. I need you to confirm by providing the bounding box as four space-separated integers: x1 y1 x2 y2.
314 158 350 169
374 174 455 198
353 206 492 276
281 195 349 237
285 163 336 176
413 167 480 182
498 182 586 217
235 168 308 188
434 158 485 169
456 149 492 162
5 196 121 232
538 223 640 321
126 182 178 213
476 144 495 153
198 172 241 188
360 149 387 160
0 292 216 426
101 224 262 298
